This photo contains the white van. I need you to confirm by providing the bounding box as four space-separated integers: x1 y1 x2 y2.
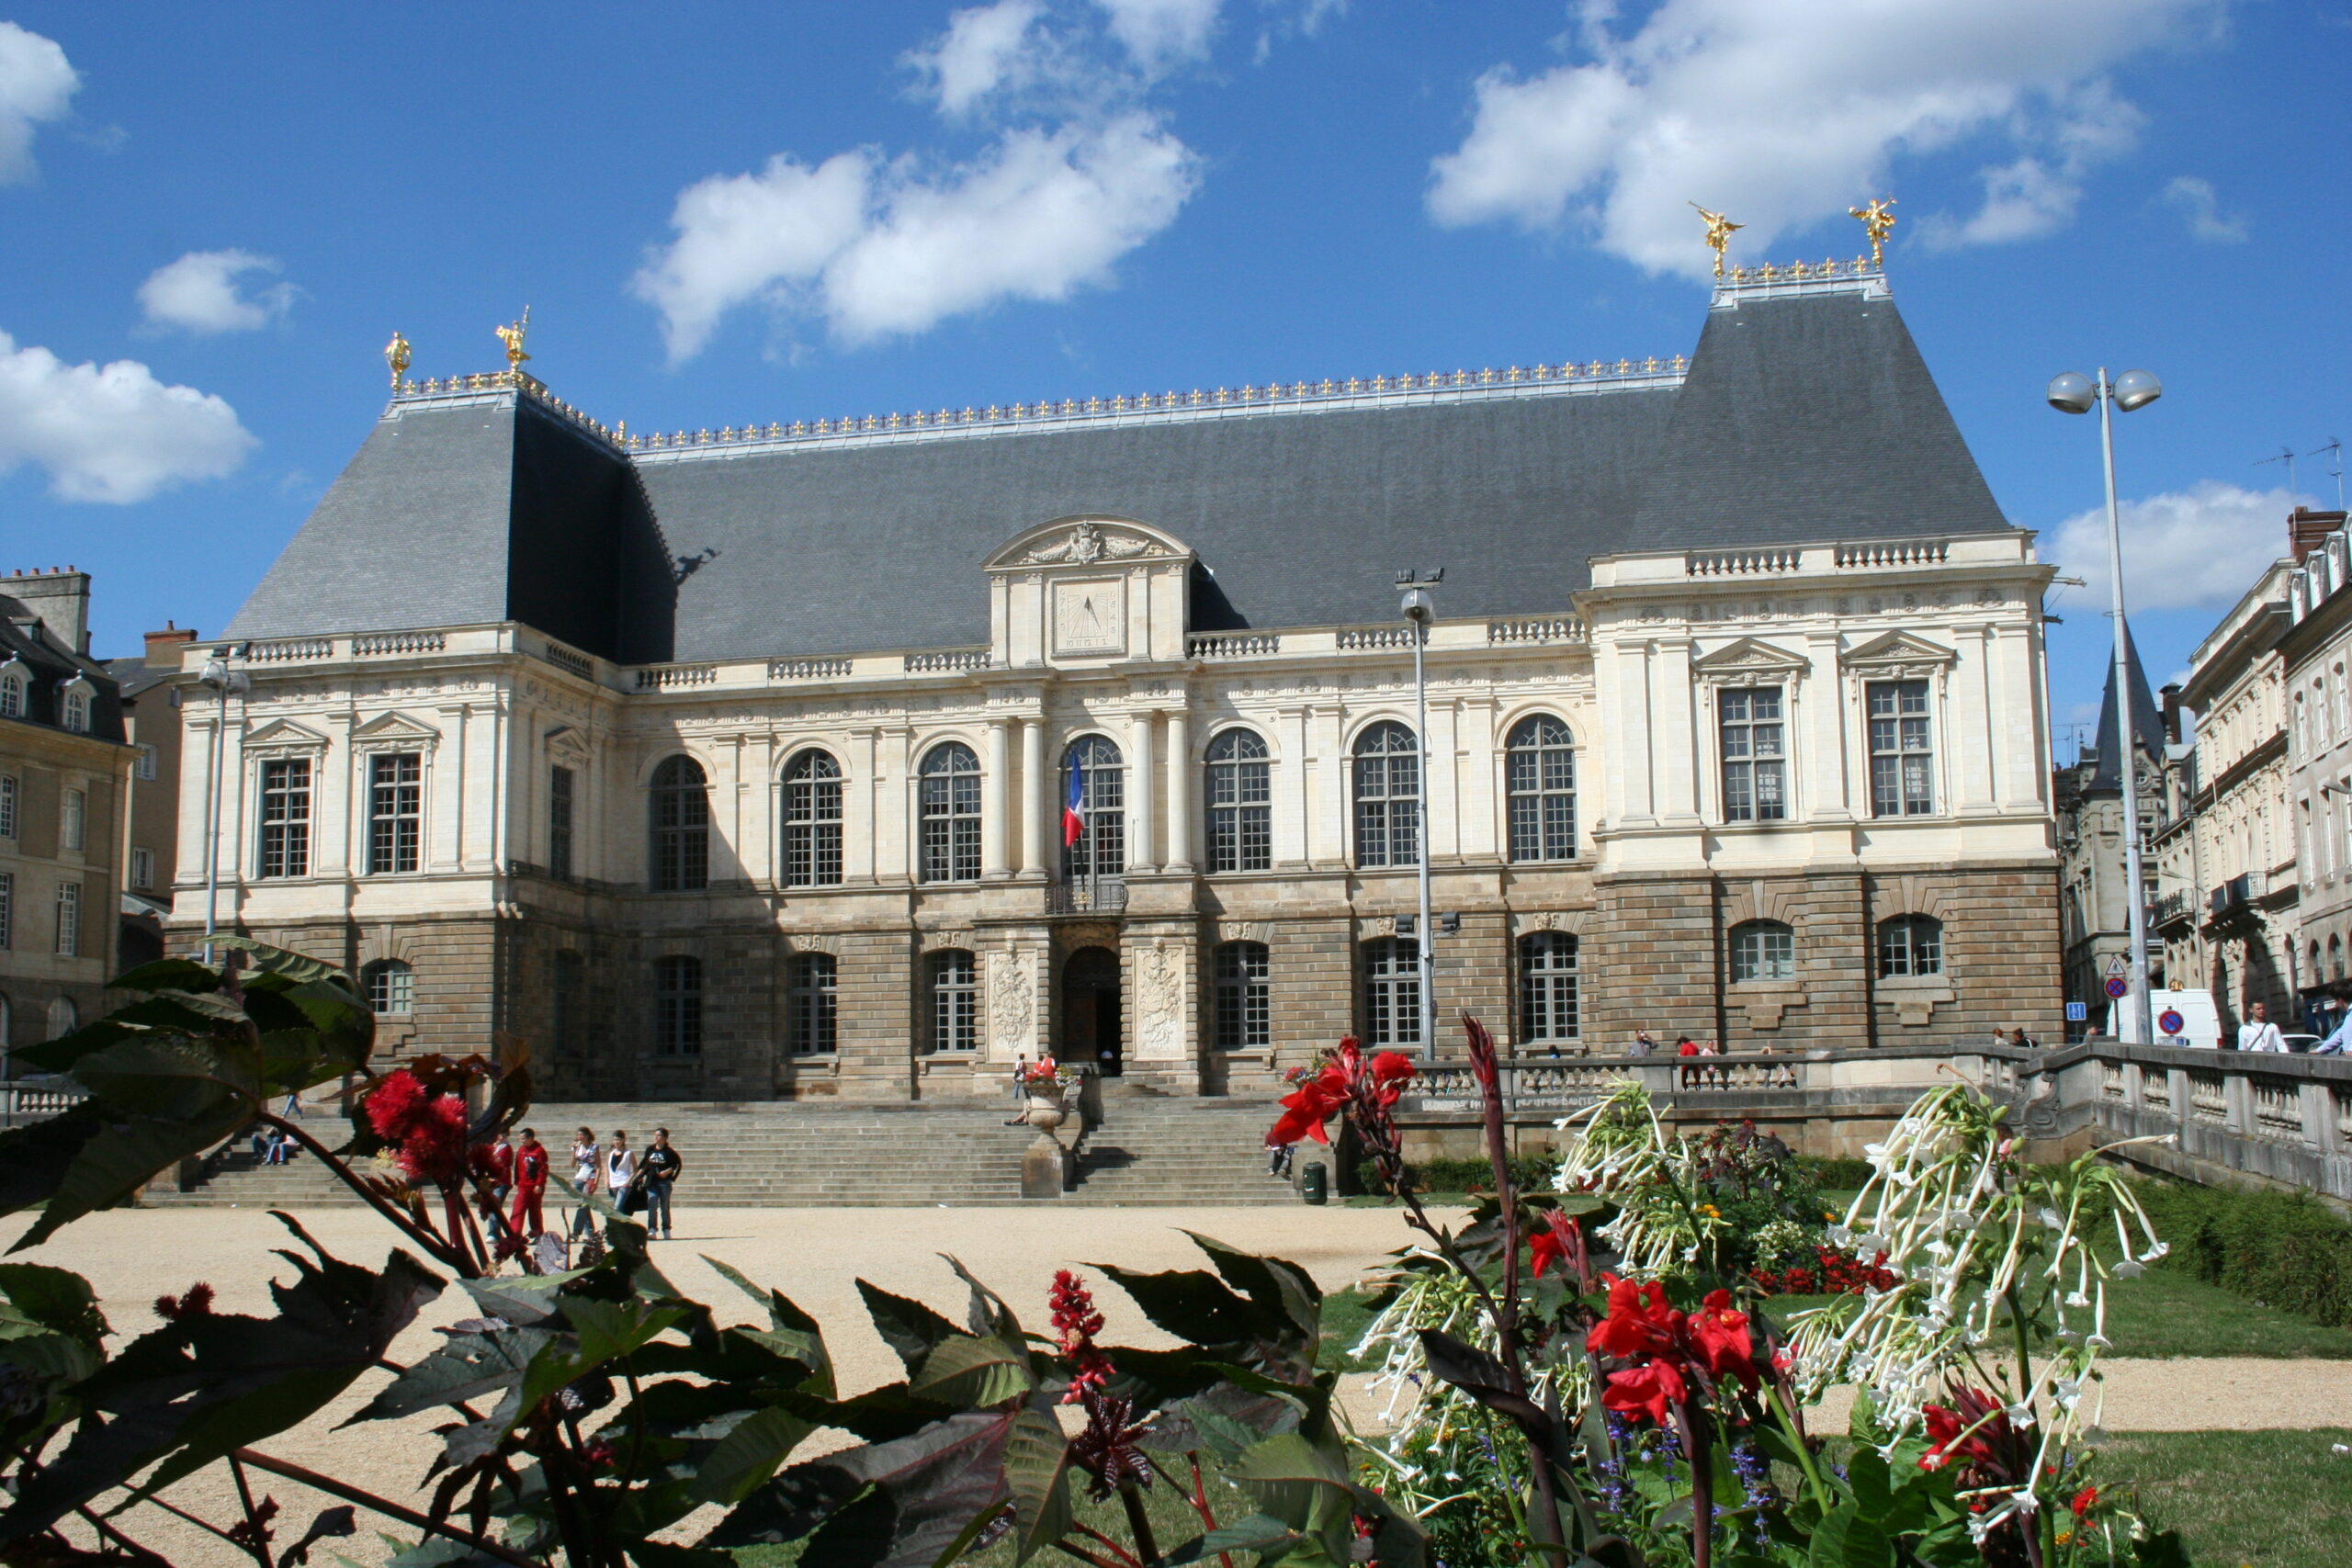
2107 988 2222 1048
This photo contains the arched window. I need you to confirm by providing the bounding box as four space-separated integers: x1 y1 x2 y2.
654 955 703 1055
1213 941 1270 1049
59 685 90 734
650 756 710 892
1353 722 1420 869
1506 715 1577 863
920 743 983 883
782 750 843 887
1362 936 1420 1047
929 949 978 1053
1730 920 1795 982
1519 931 1579 1045
45 996 75 1041
788 953 837 1055
2334 935 2346 983
552 950 582 1057
0 668 26 719
1063 737 1125 881
362 959 414 1016
1205 729 1272 873
1877 915 1943 977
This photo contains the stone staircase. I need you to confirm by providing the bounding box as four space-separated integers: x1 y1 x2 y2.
141 1090 1302 1209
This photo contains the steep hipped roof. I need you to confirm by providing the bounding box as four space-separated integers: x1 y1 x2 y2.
228 275 2015 664
2089 621 2165 792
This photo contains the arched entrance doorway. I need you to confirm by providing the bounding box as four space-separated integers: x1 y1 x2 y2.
1063 947 1123 1077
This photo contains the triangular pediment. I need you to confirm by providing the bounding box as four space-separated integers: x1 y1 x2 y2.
242 716 330 750
544 723 590 762
984 514 1192 571
352 710 441 744
1690 637 1807 676
1842 630 1956 669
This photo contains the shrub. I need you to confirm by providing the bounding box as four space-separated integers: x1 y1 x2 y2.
2132 1178 2352 1327
1795 1154 1877 1190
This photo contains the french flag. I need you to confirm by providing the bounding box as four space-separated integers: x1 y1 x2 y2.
1063 766 1087 847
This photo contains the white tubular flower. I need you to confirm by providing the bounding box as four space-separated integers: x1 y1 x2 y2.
2112 1260 2144 1280
2140 1240 2171 1263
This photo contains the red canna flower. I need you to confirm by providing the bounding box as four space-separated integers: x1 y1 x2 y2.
2070 1485 2098 1518
1586 1277 1678 1361
1600 1359 1688 1426
1688 1290 1759 1388
1264 1035 1417 1156
1585 1275 1758 1425
1368 1051 1416 1107
1528 1210 1583 1280
1919 1386 2014 1474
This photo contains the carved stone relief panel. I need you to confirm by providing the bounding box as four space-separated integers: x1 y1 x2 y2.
1135 939 1185 1058
1051 578 1128 658
988 949 1039 1058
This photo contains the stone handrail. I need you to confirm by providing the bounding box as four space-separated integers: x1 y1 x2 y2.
0 1080 88 1127
2043 1039 2352 1203
1396 1045 2031 1119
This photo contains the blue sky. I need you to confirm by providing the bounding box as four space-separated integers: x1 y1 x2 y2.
1 1 2347 747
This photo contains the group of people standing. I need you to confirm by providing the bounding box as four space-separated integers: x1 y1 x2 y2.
468 1125 684 1244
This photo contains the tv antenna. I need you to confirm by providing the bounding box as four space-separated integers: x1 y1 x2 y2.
2309 438 2346 513
2256 445 2298 495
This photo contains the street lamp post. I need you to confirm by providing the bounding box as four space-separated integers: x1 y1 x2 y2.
197 648 249 964
1398 570 1443 1052
2049 367 2163 1043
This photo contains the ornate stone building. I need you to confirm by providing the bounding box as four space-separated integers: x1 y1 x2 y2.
172 262 2064 1100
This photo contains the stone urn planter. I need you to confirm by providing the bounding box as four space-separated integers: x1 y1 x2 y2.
1024 1097 1068 1134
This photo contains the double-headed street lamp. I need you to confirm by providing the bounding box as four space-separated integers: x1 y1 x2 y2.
1398 569 1443 1051
2048 368 2163 1043
197 647 250 964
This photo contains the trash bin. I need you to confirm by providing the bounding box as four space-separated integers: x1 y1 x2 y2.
1301 1161 1328 1206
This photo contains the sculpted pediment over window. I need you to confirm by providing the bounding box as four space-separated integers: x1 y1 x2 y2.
352 710 441 748
985 515 1196 667
1690 637 1807 687
1840 630 1956 682
242 716 330 753
983 515 1193 572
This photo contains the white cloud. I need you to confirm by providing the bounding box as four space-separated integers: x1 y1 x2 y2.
136 249 298 334
0 21 77 184
2159 175 2247 243
909 0 1059 117
2048 481 2299 615
0 330 254 502
1093 0 1221 73
1427 0 2219 278
636 114 1196 358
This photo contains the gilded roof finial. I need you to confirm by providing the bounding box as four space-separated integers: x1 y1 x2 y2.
495 306 532 374
1849 196 1897 267
1690 202 1743 279
383 331 411 389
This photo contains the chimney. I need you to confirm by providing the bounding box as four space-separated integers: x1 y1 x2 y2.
144 620 198 668
2289 506 2347 564
1 567 91 656
2160 682 2183 746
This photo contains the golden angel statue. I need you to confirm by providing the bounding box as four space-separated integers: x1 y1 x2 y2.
1689 202 1743 279
1849 196 1897 266
495 306 531 373
383 331 412 389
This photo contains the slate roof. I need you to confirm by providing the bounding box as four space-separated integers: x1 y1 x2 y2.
228 278 2016 665
2088 622 2164 792
0 601 123 743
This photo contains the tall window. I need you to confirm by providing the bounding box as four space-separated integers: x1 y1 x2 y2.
1867 681 1935 818
1730 920 1795 982
1519 931 1580 1044
367 752 423 874
789 953 838 1055
0 671 22 718
1877 915 1944 977
61 689 89 733
1205 729 1272 873
46 998 74 1040
257 758 311 878
362 959 414 1015
552 950 582 1055
135 743 157 781
929 949 978 1052
1363 935 1421 1048
1213 942 1271 1048
1719 688 1787 822
783 750 844 887
1506 714 1577 862
0 774 13 837
920 743 982 883
548 766 574 882
1353 722 1420 869
53 882 79 958
1063 737 1125 881
0 873 11 949
61 789 83 852
655 955 703 1055
650 756 709 892
130 846 153 890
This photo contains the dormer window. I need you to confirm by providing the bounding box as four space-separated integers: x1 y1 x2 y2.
59 681 92 733
0 665 25 720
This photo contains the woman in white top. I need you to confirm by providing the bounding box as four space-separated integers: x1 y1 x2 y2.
605 1131 637 1224
570 1126 600 1236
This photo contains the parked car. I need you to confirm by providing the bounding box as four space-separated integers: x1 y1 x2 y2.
2281 1032 2323 1054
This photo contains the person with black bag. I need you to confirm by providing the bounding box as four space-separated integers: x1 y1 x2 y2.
640 1128 683 1240
605 1130 638 1231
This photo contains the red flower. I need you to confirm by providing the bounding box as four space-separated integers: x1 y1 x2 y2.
2070 1485 2098 1518
1049 1269 1114 1404
1586 1277 1677 1361
1267 1068 1347 1146
1529 1210 1581 1280
364 1069 470 1187
1368 1051 1416 1107
154 1282 215 1321
1601 1359 1688 1426
1919 1386 2013 1474
1688 1290 1758 1387
1264 1036 1416 1148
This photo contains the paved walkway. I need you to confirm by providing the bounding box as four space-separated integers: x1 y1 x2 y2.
17 1205 2352 1564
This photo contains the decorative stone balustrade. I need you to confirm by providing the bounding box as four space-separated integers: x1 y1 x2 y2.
1835 540 1950 569
2049 1041 2352 1204
770 657 854 680
634 663 717 691
1487 617 1584 646
1336 626 1419 650
903 649 991 674
1187 634 1282 660
538 642 594 680
353 632 447 656
1686 548 1803 578
246 637 334 663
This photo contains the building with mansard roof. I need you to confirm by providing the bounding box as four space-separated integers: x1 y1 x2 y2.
172 260 2063 1100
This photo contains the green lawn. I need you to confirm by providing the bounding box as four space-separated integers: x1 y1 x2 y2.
2102 1428 2352 1568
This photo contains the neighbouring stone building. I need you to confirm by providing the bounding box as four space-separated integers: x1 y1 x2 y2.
0 569 131 1059
109 622 198 969
170 260 2064 1100
2056 626 2165 1036
2276 506 2352 1036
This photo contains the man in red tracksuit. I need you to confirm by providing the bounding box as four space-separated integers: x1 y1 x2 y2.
510 1127 549 1238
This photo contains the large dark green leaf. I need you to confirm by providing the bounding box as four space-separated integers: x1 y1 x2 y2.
1162 1514 1306 1564
7 1102 249 1252
704 1410 1017 1567
67 1034 258 1122
856 1280 963 1374
1415 1328 1553 1438
345 1325 555 1424
908 1333 1032 1409
692 1405 817 1506
0 1262 108 1347
1001 1408 1072 1566
702 1256 832 1396
107 957 226 995
1223 1431 1352 1532
1808 1505 1895 1568
1093 1265 1267 1348
1182 1232 1321 1346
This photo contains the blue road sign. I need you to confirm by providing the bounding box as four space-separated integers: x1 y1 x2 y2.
2065 1002 2088 1022
2104 976 2130 999
2158 1009 2186 1036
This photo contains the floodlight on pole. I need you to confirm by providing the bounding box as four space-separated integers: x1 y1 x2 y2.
2047 367 2162 1043
197 648 250 965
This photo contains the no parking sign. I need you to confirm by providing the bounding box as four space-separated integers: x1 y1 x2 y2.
2157 1008 2186 1037
2104 976 2129 998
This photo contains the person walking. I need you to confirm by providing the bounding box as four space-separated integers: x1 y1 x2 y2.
2236 1001 2288 1053
640 1128 683 1240
604 1131 637 1231
509 1127 549 1239
569 1126 601 1236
